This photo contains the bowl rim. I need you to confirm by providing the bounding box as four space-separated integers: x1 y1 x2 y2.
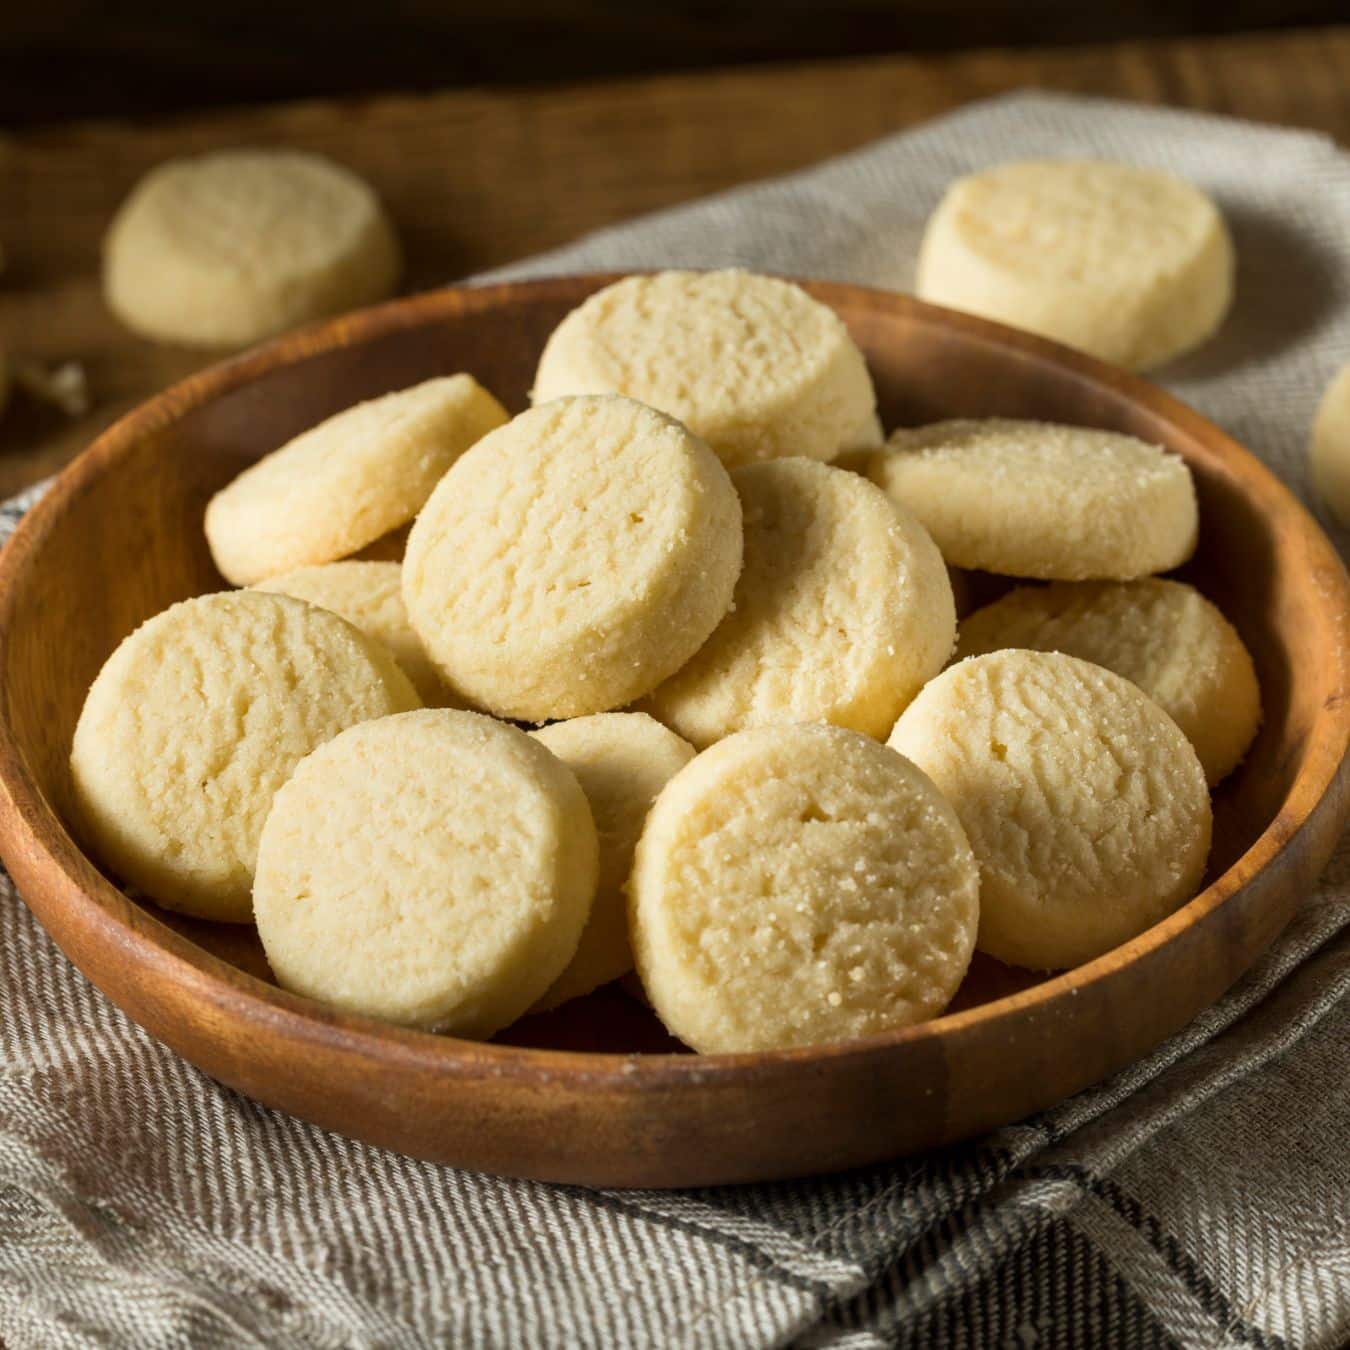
0 272 1347 1091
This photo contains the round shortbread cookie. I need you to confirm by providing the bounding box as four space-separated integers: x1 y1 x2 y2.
205 374 508 586
643 458 954 747
865 418 1197 580
531 270 877 467
70 591 421 922
889 651 1211 971
956 578 1260 786
916 159 1234 371
529 713 695 1011
630 723 980 1053
103 150 401 347
1310 363 1350 528
255 562 451 706
404 395 743 721
254 710 598 1035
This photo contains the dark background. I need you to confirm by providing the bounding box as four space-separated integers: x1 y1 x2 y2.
4 0 1347 127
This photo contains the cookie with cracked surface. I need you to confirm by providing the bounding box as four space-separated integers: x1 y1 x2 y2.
254 709 598 1035
889 650 1211 971
403 395 743 721
956 578 1260 785
205 374 508 586
629 723 980 1054
69 591 421 923
531 270 878 467
529 713 695 1011
643 458 954 747
864 418 1197 580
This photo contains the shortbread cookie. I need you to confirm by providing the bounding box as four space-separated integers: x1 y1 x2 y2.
889 651 1211 971
254 710 597 1035
532 270 877 467
644 458 953 747
205 375 508 585
956 579 1260 785
256 562 450 706
404 396 743 720
916 159 1234 370
1310 363 1350 528
104 150 401 347
530 713 695 1010
865 418 1197 580
70 591 420 922
630 723 979 1053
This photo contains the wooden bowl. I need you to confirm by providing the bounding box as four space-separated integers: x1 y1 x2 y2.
0 276 1346 1188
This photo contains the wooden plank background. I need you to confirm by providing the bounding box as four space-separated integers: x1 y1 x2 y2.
2 26 1349 498
3 0 1346 126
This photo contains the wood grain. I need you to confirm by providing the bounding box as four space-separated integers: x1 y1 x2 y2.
5 4 1346 126
1 27 1349 497
0 276 1344 1186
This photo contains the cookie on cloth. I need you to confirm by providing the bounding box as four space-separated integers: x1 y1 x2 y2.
916 159 1233 370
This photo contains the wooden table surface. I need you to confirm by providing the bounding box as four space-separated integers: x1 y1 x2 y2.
2 25 1349 499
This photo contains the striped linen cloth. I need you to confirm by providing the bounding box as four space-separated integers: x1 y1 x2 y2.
2 93 1348 1348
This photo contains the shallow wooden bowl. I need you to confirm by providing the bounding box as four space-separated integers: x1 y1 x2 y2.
0 276 1346 1188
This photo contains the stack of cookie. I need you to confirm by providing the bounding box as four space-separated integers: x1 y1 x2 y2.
68 262 1260 1055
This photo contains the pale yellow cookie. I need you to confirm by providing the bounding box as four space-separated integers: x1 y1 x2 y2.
531 270 877 467
916 159 1234 370
205 374 508 586
70 591 420 922
889 651 1211 971
866 418 1197 580
956 579 1260 785
529 713 695 1011
404 395 743 721
630 723 979 1053
255 561 450 706
1310 363 1350 528
254 710 597 1035
104 149 401 347
644 458 953 747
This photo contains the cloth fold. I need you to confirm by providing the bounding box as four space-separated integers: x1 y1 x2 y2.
2 92 1348 1349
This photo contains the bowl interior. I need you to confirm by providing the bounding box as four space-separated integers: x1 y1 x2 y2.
1 279 1322 1055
